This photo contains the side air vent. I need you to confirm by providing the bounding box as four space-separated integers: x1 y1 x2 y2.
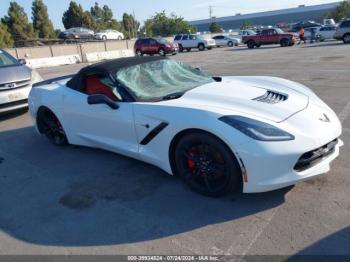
253 91 288 104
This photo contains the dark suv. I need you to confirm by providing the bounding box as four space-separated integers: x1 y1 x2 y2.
134 38 178 56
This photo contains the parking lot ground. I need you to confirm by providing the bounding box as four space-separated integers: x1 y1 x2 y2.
0 41 349 256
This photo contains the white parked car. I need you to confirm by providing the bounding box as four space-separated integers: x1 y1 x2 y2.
174 34 216 52
28 57 342 196
95 30 124 40
318 26 337 41
0 49 42 114
212 35 241 47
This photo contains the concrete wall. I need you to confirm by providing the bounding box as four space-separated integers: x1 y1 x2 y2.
5 40 136 68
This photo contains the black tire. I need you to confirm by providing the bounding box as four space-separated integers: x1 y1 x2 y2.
118 36 122 40
178 44 184 53
136 49 143 56
186 48 191 52
280 38 289 47
343 34 350 44
174 131 242 197
228 41 233 47
247 41 255 49
158 48 166 56
198 43 205 51
102 35 107 41
37 108 68 146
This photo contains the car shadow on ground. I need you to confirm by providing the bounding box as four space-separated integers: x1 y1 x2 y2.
226 45 282 52
0 126 291 247
287 226 350 261
0 109 28 122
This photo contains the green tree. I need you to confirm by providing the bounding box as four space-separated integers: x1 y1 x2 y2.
62 1 93 29
0 22 13 48
122 13 140 39
325 1 350 22
241 20 253 30
141 11 196 37
90 2 122 32
32 0 55 38
3 1 36 42
209 21 222 33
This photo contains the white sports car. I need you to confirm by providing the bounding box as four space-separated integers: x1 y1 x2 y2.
28 57 343 196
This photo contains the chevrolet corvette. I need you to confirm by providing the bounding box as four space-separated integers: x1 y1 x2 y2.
28 57 343 196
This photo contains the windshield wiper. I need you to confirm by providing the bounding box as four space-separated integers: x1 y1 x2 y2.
161 92 185 101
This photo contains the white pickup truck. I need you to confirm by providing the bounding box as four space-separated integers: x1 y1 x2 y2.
173 34 216 52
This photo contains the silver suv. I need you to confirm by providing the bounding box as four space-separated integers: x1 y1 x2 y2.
174 34 216 52
334 19 350 43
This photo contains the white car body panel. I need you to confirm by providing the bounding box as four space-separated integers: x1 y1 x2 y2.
29 75 343 193
95 30 124 40
0 85 31 113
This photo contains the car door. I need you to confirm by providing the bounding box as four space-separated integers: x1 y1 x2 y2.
181 35 190 48
149 38 158 53
142 39 151 53
62 73 139 158
214 36 225 46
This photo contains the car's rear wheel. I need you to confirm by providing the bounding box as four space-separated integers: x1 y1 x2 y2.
198 43 205 51
158 48 166 56
38 108 68 146
343 34 350 44
186 48 191 52
136 49 143 56
118 36 122 40
174 131 242 197
247 40 255 49
280 38 289 47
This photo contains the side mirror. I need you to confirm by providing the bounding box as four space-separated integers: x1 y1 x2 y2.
18 59 27 65
87 94 119 110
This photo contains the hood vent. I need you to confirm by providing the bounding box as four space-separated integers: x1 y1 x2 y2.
253 91 288 104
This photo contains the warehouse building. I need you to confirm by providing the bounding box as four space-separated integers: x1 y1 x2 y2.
189 1 344 32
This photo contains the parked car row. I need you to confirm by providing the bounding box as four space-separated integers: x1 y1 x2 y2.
59 27 124 41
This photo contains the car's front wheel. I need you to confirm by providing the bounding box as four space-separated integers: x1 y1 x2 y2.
343 34 350 44
228 41 233 47
37 108 68 146
102 35 107 41
174 131 242 196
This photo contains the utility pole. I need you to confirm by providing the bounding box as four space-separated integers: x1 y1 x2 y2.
209 5 213 24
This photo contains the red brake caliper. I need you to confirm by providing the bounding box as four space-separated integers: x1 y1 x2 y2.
187 148 196 174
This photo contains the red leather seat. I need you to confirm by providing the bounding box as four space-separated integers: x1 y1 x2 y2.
85 75 118 101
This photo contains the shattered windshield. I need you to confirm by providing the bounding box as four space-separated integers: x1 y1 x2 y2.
116 59 214 101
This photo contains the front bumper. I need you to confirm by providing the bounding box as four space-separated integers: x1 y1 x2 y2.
232 102 343 193
0 86 31 114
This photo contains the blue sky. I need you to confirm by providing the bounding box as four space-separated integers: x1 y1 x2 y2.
0 0 336 29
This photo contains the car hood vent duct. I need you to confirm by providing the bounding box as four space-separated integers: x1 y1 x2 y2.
253 90 288 104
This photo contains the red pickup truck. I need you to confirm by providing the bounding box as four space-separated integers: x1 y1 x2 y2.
243 28 296 49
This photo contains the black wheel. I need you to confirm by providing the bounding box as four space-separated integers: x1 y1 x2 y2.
247 41 255 49
136 49 143 56
186 48 191 52
118 36 122 40
158 48 166 56
38 108 68 146
343 34 350 44
174 131 242 197
228 41 233 47
198 43 205 51
178 44 184 53
102 35 107 41
280 38 289 47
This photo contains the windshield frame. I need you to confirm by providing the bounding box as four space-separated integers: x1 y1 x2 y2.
0 50 20 68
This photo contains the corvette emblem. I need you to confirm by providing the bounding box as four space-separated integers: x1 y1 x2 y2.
319 113 330 123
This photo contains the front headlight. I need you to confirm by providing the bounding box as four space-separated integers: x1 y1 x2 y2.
31 70 43 84
219 115 295 141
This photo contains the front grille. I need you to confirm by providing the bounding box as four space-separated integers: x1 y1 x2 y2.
294 139 338 172
0 79 31 91
253 91 288 104
0 99 28 110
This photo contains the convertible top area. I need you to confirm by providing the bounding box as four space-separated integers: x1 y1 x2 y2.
66 56 167 94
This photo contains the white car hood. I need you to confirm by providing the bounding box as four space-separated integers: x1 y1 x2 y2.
172 76 311 123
